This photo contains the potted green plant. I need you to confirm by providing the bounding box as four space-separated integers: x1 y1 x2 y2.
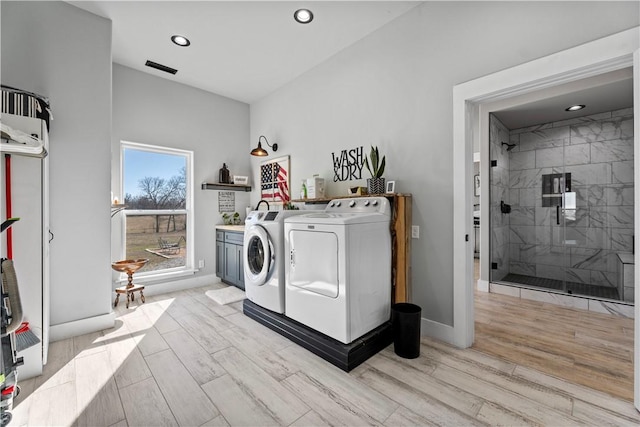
363 145 386 194
221 213 232 225
222 212 242 225
232 212 241 225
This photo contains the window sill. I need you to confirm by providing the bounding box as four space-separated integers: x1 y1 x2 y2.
115 268 197 285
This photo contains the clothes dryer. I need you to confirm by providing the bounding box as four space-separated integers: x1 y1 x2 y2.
284 197 392 344
243 209 318 313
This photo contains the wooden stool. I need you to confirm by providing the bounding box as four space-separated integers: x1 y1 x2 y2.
114 284 145 309
111 258 149 309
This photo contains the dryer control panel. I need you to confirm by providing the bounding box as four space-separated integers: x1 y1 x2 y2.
326 197 390 216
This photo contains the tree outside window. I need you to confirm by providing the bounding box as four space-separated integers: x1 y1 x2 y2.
121 142 193 274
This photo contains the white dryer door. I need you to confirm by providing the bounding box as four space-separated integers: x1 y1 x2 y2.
289 230 339 298
244 225 273 285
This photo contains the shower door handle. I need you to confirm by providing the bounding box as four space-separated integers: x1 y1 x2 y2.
556 205 560 225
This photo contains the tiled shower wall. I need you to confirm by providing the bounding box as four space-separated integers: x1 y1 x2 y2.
504 108 634 291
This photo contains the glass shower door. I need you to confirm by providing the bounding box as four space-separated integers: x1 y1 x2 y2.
490 109 633 303
559 115 633 301
540 164 572 294
489 113 576 294
488 114 512 283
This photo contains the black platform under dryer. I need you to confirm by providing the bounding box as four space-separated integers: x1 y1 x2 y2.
243 299 392 371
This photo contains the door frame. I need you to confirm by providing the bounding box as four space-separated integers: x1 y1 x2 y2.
478 66 634 290
452 27 639 409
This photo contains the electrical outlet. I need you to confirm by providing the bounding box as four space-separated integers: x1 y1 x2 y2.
411 225 420 239
198 259 205 269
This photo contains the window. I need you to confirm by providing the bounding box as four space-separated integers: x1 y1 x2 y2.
121 141 193 276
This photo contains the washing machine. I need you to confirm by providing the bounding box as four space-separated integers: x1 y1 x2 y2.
284 197 392 344
243 209 318 314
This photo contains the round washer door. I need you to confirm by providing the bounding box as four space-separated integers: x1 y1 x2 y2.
244 224 272 286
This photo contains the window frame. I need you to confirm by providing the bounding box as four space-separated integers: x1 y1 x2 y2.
120 140 194 279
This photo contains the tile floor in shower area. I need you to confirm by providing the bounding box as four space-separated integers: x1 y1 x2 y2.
501 273 619 299
476 260 634 317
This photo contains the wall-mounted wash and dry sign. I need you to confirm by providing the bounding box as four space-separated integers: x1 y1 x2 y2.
332 146 364 181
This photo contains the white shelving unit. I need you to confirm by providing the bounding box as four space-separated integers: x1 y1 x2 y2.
1 113 50 379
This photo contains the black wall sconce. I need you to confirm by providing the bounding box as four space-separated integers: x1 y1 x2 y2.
250 135 278 157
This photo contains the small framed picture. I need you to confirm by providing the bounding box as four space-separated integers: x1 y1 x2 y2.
474 175 480 197
386 180 396 193
233 175 248 185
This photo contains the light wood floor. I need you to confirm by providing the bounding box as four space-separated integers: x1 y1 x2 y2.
9 283 640 426
473 258 635 402
474 289 635 402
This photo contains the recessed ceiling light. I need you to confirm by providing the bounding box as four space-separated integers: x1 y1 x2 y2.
171 35 190 47
294 9 314 24
565 104 585 112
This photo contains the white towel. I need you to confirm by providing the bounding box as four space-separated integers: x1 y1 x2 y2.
205 286 246 305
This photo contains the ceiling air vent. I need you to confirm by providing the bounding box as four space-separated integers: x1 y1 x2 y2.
145 60 177 75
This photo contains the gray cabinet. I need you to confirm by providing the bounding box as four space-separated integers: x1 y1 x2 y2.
216 229 244 290
215 235 224 278
236 244 244 289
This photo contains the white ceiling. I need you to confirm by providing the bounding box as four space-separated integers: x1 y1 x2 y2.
493 72 634 129
68 1 422 104
67 1 634 119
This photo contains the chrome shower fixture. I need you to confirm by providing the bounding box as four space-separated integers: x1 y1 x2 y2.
501 142 516 151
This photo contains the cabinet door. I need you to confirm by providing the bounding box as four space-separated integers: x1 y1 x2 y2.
236 244 245 290
3 114 46 377
224 242 239 284
216 240 224 278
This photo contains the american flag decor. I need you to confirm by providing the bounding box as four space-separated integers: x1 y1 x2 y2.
260 156 290 203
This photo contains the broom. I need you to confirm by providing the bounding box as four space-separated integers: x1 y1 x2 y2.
1 218 20 234
14 322 39 352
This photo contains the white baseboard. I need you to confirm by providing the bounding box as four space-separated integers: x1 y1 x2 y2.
140 273 221 297
477 279 489 292
420 317 456 345
50 311 116 342
51 274 222 342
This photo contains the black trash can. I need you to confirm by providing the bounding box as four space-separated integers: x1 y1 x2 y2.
391 303 421 359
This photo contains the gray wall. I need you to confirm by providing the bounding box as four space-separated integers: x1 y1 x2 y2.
111 64 250 280
250 1 640 326
1 1 112 326
507 108 634 290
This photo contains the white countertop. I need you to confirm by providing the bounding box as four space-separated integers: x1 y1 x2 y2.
216 225 245 232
